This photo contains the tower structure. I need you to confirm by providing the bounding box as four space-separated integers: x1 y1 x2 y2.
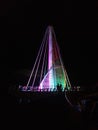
19 26 71 92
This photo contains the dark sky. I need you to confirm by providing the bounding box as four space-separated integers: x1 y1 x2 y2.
1 0 98 86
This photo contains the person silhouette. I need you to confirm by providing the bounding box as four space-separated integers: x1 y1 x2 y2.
57 83 62 92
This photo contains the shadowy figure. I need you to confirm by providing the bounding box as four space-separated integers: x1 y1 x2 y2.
57 83 62 92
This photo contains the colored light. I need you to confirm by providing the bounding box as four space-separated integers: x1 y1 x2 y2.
39 26 71 91
20 26 71 92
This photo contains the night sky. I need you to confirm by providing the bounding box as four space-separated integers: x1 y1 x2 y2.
1 2 98 130
1 0 98 88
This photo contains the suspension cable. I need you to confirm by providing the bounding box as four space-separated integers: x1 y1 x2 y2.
39 36 48 85
52 27 73 107
53 28 66 85
26 28 48 87
31 29 48 87
44 47 48 77
53 28 72 89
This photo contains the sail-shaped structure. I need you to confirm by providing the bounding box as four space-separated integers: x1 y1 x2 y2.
19 26 71 92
